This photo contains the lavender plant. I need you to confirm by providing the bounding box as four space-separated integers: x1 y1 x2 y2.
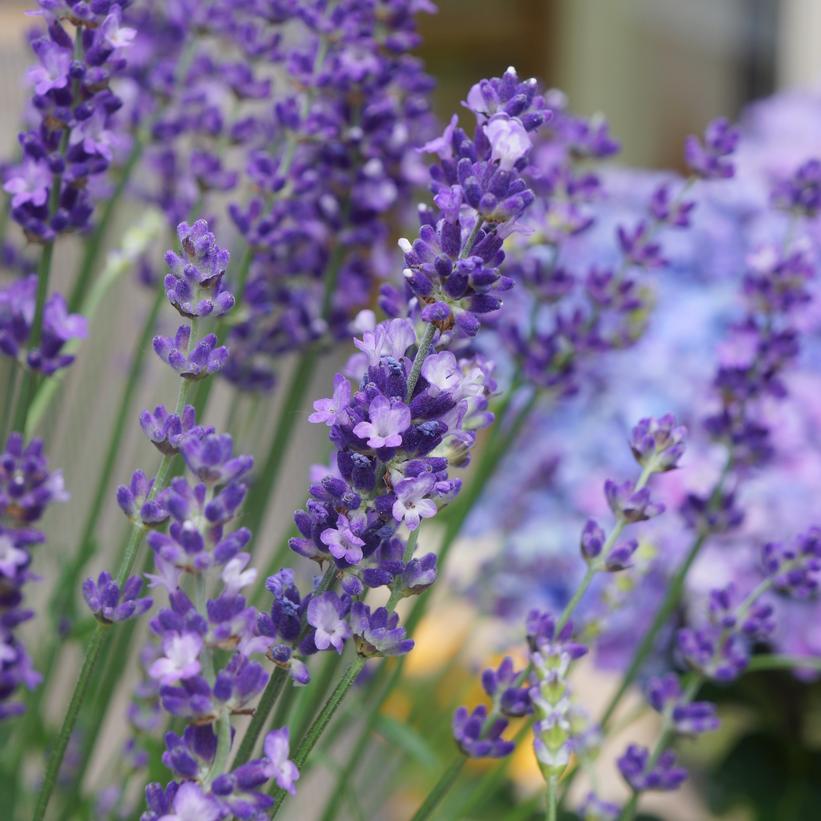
1 3 820 821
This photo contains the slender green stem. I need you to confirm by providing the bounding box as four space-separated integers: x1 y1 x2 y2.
547 776 558 821
240 347 319 537
408 757 466 821
206 712 233 787
43 288 164 628
0 361 19 442
33 367 191 818
67 138 145 313
406 324 436 400
269 656 367 815
598 527 708 730
232 565 337 767
32 624 107 821
232 667 289 768
317 659 403 821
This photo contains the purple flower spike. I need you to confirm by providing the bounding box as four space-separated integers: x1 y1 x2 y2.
139 404 213 455
684 117 740 180
306 592 350 654
153 326 229 380
82 572 153 624
164 220 233 318
771 158 821 217
761 527 821 598
604 480 664 523
262 728 299 796
452 705 514 758
629 414 687 472
618 744 688 792
350 602 414 657
0 277 87 374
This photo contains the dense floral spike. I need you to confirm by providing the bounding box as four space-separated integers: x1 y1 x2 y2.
4 2 134 241
120 0 440 390
0 434 67 718
528 611 587 779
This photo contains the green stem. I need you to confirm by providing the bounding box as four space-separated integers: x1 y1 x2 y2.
406 324 436 400
231 667 289 768
290 650 344 743
232 565 337 767
33 367 192 818
67 138 145 313
240 346 319 538
317 660 403 821
206 712 233 787
547 776 558 821
44 288 164 626
598 527 709 730
269 657 367 815
32 624 107 821
408 757 466 821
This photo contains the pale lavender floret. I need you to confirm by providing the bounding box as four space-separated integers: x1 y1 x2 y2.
26 37 71 96
420 351 462 395
262 727 300 796
308 373 351 426
156 781 222 821
0 532 28 577
82 572 153 623
306 592 350 653
149 633 203 685
320 513 365 564
69 107 117 162
220 553 257 595
353 395 411 448
392 474 437 530
485 113 533 170
3 158 51 208
353 318 416 366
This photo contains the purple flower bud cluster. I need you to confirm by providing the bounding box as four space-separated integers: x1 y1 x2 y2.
0 433 67 718
291 318 495 573
4 2 134 241
142 726 298 820
153 221 234 381
388 67 549 337
683 117 740 180
580 415 683 572
761 527 821 598
528 612 588 777
771 158 821 217
494 112 721 399
675 528 820 688
686 167 818 529
126 0 440 392
0 274 87 374
617 744 688 792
